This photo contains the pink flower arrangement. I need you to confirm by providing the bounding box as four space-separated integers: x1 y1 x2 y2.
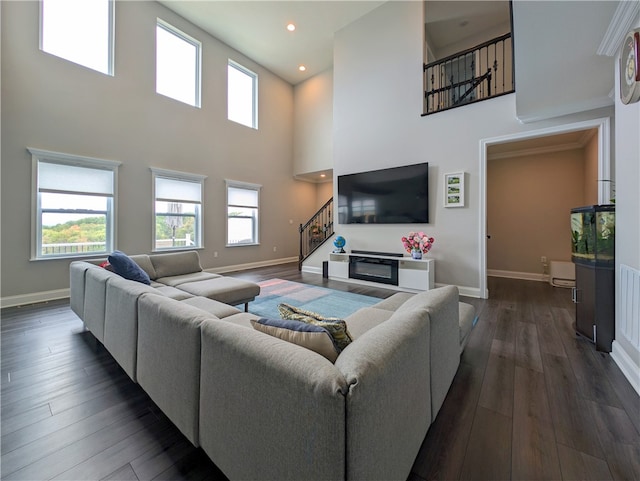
401 232 435 254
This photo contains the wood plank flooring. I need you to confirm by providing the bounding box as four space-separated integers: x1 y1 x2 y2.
2 264 639 480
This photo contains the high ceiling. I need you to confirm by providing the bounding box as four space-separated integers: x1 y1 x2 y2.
158 1 386 85
158 0 620 122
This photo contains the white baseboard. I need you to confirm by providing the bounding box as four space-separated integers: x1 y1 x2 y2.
488 269 549 282
611 341 640 396
301 266 322 275
1 288 70 309
205 256 299 274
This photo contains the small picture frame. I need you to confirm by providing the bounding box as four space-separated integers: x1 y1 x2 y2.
444 172 465 207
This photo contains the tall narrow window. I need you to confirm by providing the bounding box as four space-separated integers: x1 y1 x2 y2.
30 148 120 259
228 60 258 129
40 0 114 75
226 180 261 246
156 20 201 107
152 168 205 251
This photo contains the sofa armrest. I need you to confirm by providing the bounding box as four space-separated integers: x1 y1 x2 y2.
335 308 431 481
397 285 461 421
199 320 347 481
69 261 98 320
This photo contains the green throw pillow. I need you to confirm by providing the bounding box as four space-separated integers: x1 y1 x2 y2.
277 303 353 352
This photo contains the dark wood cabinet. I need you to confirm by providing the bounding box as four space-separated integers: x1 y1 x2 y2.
572 264 615 352
570 204 615 352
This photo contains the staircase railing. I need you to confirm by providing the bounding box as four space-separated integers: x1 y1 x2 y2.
423 33 514 116
299 197 334 270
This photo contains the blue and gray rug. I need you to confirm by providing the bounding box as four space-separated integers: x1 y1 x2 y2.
249 279 380 320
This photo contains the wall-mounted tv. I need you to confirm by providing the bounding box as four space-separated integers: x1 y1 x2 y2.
337 162 429 224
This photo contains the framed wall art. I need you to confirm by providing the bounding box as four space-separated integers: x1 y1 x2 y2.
444 172 465 207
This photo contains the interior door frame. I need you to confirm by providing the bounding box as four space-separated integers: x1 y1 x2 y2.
478 117 611 299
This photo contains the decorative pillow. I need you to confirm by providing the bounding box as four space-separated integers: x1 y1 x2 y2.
98 261 114 272
277 303 353 352
107 250 151 285
250 318 339 362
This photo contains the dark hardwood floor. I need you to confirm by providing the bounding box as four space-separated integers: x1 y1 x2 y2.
2 263 639 480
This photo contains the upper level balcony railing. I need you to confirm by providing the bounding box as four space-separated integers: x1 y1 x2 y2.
423 33 514 116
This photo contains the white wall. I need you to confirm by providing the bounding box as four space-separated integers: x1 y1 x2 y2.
0 1 318 302
330 0 614 296
611 12 640 393
293 68 333 177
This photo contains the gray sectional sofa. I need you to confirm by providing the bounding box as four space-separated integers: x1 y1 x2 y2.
69 251 477 481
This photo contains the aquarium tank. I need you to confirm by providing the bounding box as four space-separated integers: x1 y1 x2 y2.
571 205 615 265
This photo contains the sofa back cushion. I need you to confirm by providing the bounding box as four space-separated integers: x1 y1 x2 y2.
129 254 157 280
150 251 203 279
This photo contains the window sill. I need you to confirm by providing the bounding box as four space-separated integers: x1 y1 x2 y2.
226 243 259 248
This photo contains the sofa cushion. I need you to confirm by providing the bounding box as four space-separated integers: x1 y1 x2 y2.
180 296 241 319
152 285 194 300
108 251 151 285
156 272 220 287
344 307 394 339
129 254 156 280
150 251 203 279
372 292 415 311
250 318 339 362
277 303 353 352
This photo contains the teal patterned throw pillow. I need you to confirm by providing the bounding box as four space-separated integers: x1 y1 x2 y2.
277 303 353 352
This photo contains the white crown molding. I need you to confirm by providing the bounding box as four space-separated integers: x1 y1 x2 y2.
597 0 640 57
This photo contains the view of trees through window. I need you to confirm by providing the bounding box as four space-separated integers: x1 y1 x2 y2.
42 216 106 254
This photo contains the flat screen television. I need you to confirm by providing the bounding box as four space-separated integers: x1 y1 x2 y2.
337 162 429 224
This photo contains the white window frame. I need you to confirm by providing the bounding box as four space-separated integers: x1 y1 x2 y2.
40 0 115 76
29 148 121 260
151 167 206 252
156 19 202 108
225 180 261 247
227 60 258 129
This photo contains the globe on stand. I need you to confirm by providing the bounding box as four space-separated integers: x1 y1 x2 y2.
333 236 346 253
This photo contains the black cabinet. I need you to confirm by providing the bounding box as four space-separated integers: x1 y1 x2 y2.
571 205 615 352
573 264 615 352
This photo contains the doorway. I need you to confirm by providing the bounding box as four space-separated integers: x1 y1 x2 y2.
479 117 611 299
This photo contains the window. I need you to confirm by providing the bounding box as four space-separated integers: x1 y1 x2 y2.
40 0 114 75
226 180 261 246
228 60 258 128
152 168 206 251
156 20 201 107
30 148 120 259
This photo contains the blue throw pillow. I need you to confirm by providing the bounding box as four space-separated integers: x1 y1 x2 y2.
250 318 340 362
107 250 151 285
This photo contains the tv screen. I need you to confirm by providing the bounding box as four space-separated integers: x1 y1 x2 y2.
338 163 429 224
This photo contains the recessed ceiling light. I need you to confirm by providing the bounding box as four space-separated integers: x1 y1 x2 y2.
320 173 326 178
286 23 296 32
298 65 306 72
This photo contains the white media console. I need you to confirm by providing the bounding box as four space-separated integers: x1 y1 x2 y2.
328 251 434 292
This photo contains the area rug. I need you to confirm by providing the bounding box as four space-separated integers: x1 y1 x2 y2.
249 279 381 319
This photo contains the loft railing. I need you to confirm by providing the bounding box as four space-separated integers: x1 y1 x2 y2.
299 197 334 270
423 33 514 116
